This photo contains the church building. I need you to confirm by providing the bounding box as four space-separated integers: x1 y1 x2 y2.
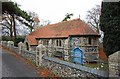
24 18 100 62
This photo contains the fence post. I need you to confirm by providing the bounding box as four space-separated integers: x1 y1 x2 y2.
64 39 69 61
48 39 53 57
10 41 14 50
36 43 46 67
11 41 14 47
3 41 7 47
18 42 24 54
7 41 14 49
2 41 4 46
1 41 3 46
109 51 120 77
7 41 10 47
0 41 2 45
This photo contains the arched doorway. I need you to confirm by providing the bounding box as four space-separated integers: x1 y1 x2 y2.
72 47 84 64
26 42 29 50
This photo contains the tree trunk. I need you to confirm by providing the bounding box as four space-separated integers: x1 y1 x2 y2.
96 25 100 34
10 28 13 40
12 14 16 43
10 18 13 40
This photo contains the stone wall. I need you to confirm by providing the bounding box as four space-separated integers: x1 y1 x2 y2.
31 46 37 51
2 41 120 78
21 50 36 63
109 51 120 78
42 56 108 78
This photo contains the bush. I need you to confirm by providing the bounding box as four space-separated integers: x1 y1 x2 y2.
2 36 13 41
15 36 25 46
2 36 25 47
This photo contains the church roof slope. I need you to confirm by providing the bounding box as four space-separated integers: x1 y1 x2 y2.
30 18 99 38
26 18 100 45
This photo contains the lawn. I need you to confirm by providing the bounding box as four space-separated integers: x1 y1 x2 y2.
83 59 108 71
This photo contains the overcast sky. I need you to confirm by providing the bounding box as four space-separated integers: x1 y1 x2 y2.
12 0 103 24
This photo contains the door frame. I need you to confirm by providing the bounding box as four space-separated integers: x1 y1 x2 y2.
72 47 84 64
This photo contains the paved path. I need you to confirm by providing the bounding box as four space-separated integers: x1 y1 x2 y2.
1 48 39 77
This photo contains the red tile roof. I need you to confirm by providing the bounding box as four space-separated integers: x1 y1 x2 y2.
26 18 100 45
26 35 37 45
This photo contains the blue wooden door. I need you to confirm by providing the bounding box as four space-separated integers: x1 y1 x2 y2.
72 47 84 64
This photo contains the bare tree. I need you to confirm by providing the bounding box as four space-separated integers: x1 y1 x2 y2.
1 13 13 40
40 19 51 26
28 11 38 27
1 13 32 38
28 11 41 31
86 5 101 34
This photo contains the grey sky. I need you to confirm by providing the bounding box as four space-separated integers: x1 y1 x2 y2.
12 0 102 24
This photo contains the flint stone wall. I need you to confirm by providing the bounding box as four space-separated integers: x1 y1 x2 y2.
109 51 120 78
42 56 108 78
21 50 36 62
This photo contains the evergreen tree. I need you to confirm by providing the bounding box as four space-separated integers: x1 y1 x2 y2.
100 2 120 57
2 1 33 44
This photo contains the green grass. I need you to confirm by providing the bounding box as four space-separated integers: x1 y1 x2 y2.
83 59 108 71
